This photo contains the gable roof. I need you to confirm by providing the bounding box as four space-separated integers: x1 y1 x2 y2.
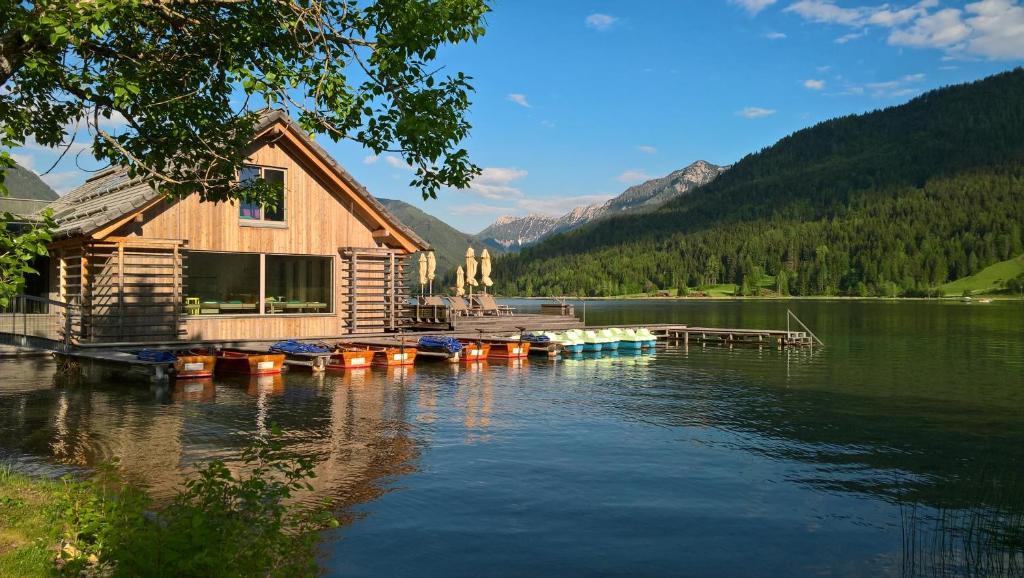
45 110 428 251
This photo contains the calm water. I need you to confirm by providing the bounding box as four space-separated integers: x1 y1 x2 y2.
2 300 1023 577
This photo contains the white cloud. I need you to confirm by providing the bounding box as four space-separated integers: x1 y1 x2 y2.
10 153 34 170
616 169 652 184
362 154 379 164
40 171 84 194
506 93 531 108
736 106 777 118
585 13 617 31
450 203 512 217
838 73 927 98
636 145 658 154
959 0 1024 59
463 167 528 200
731 0 778 15
540 120 556 128
888 7 971 49
803 78 826 90
764 31 788 39
785 0 871 26
835 30 867 43
518 194 615 216
785 0 1024 60
384 155 415 171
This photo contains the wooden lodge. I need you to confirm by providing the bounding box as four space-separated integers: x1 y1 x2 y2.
41 110 428 344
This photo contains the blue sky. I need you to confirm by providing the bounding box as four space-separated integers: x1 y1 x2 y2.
12 0 1024 233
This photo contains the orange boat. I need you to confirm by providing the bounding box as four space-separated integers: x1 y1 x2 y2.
373 346 417 366
172 350 217 379
458 341 491 362
215 349 285 375
461 339 530 359
327 345 374 370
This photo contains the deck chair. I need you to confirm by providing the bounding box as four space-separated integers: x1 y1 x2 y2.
475 293 515 316
446 296 476 317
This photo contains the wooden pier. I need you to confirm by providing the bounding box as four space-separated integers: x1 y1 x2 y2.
44 310 821 383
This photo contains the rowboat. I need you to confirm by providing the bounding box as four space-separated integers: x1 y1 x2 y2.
327 345 374 370
172 349 217 379
458 341 492 362
215 349 285 375
595 329 621 350
372 345 417 366
462 338 530 359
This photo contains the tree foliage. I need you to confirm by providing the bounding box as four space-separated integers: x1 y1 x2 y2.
1 0 489 299
494 69 1024 298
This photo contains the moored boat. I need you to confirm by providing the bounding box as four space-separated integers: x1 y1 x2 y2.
373 346 417 366
634 327 658 348
172 349 217 378
596 329 621 350
488 339 530 359
566 329 603 352
327 345 374 370
216 349 285 375
459 341 492 362
544 331 584 354
611 328 647 350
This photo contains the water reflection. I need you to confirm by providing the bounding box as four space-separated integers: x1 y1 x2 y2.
0 300 1022 576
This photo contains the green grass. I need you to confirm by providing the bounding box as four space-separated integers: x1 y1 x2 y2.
0 465 61 578
939 255 1024 296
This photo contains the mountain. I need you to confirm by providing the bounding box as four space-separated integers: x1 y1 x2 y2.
494 69 1024 298
377 198 501 281
0 162 59 217
1 162 58 201
476 160 725 250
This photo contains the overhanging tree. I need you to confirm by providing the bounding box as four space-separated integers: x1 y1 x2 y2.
0 0 490 305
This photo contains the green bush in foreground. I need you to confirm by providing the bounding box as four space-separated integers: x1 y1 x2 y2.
4 428 336 578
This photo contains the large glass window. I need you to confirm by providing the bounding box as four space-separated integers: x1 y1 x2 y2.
187 252 260 315
183 252 332 316
239 165 286 223
265 255 332 314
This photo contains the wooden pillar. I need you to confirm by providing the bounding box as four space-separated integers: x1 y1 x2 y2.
174 244 182 333
258 252 266 316
348 252 358 333
80 244 89 342
117 242 125 341
388 252 396 331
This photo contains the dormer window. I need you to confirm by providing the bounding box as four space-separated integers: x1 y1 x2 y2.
239 165 286 223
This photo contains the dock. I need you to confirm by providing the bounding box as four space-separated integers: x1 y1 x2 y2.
20 308 821 383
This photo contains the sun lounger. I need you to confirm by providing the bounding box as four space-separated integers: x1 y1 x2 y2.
474 293 514 316
446 296 477 317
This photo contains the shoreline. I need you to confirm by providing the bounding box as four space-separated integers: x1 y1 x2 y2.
503 295 1024 302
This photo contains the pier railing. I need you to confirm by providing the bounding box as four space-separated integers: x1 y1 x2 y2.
786 309 824 347
0 294 77 352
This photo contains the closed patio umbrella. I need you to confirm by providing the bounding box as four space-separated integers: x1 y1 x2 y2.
427 251 436 294
465 247 478 298
480 249 493 293
456 266 466 296
418 253 427 296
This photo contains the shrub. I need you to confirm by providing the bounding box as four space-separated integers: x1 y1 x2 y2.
58 427 336 577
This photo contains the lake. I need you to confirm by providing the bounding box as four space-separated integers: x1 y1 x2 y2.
2 300 1023 577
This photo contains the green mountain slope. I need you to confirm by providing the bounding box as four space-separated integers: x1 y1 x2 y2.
1 163 58 200
939 255 1024 296
494 69 1024 298
378 198 501 280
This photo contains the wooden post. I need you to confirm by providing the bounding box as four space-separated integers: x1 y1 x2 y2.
117 242 125 341
80 246 89 342
388 251 396 331
258 252 266 316
348 252 358 333
174 244 182 337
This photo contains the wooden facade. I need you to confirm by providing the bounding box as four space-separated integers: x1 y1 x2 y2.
48 113 425 344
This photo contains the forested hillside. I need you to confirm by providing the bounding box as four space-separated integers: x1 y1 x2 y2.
493 69 1024 297
378 198 500 280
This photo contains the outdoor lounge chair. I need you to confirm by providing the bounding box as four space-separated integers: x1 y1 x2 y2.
474 293 515 316
446 296 477 317
417 296 446 322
